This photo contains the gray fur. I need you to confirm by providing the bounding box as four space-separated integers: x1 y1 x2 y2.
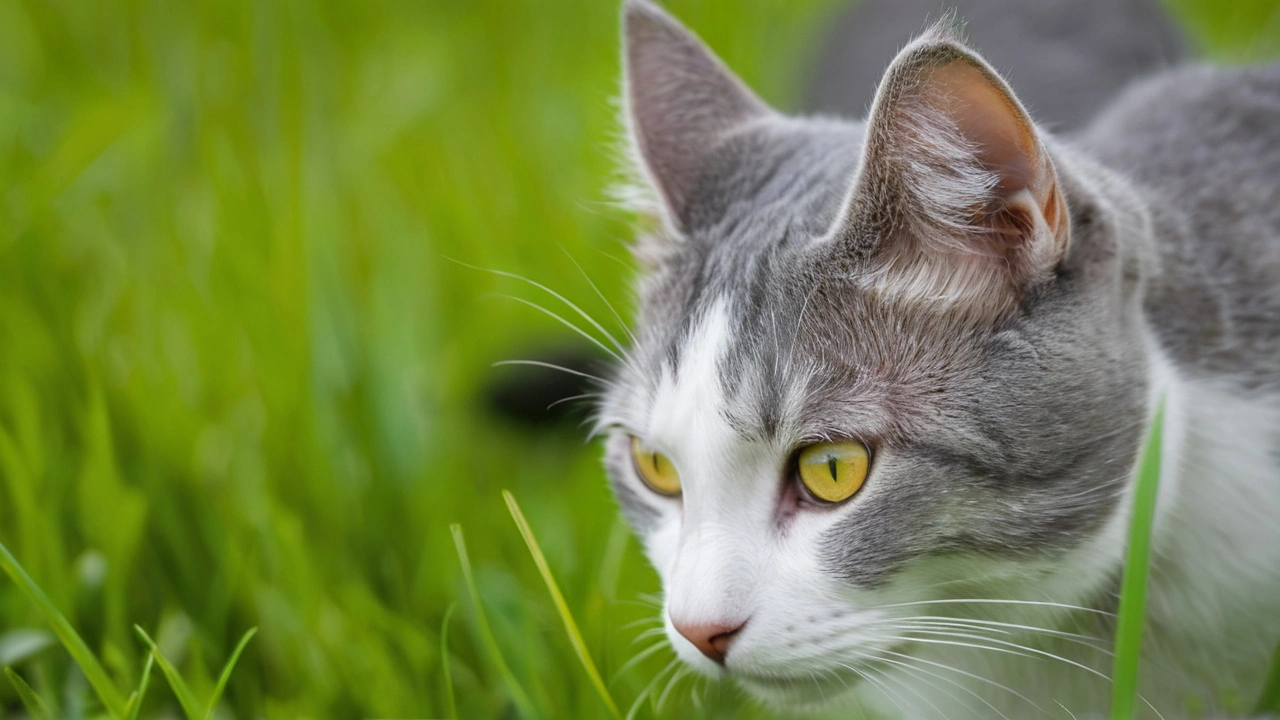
600 0 1280 710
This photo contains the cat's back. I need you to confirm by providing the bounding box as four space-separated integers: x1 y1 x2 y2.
1079 63 1280 384
1082 63 1280 204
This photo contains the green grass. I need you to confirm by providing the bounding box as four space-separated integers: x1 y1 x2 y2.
0 0 1277 718
1111 399 1165 720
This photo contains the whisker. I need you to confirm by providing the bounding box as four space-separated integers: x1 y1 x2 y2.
617 616 663 633
656 666 690 711
866 661 953 720
630 626 667 645
1140 695 1168 720
546 392 601 411
806 669 827 705
869 598 1115 618
612 640 670 685
883 646 1050 718
449 257 628 353
492 359 607 384
885 616 1111 654
839 662 905 716
875 653 1011 720
872 633 1038 661
625 657 680 720
884 628 1113 685
493 294 624 362
558 244 637 345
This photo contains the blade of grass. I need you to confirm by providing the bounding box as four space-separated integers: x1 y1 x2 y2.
450 524 539 719
124 651 155 720
5 667 55 720
441 602 458 720
1110 397 1165 720
0 540 128 718
1253 642 1280 714
134 625 202 720
503 490 621 720
204 627 257 720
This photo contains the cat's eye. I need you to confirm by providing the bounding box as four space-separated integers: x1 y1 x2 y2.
630 436 682 496
796 440 870 504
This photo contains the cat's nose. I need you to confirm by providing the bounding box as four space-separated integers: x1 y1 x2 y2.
672 618 746 665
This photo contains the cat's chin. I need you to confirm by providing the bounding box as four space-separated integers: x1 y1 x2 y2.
732 669 857 713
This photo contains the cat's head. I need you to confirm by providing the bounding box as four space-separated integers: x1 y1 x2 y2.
598 0 1155 707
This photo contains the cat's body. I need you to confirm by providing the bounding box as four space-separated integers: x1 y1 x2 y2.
599 2 1280 717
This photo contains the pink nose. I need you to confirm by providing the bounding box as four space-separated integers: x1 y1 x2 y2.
672 619 746 665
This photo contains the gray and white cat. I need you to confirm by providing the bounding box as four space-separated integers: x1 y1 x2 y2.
596 1 1280 717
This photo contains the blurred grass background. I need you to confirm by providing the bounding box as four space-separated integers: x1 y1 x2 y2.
0 1 1276 718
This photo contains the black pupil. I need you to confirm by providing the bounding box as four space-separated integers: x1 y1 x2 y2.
652 453 661 473
827 456 838 482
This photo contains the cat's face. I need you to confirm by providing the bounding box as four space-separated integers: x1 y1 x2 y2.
598 0 1154 708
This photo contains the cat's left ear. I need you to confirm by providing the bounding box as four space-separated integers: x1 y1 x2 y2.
831 22 1069 315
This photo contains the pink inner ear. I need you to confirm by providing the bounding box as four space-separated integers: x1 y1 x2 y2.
926 62 1049 206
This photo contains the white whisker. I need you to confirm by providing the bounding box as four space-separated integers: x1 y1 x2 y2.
612 640 669 685
629 626 667 645
884 615 1111 654
877 646 1046 715
546 392 601 411
874 653 1012 720
625 657 680 720
450 258 628 354
492 359 607 384
869 597 1114 617
558 244 637 345
883 628 1113 684
494 294 624 362
867 662 952 720
656 666 690 711
839 662 906 716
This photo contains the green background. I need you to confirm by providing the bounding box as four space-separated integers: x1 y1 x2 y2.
0 0 1277 718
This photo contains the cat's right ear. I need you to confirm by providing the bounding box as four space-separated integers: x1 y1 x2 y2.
622 0 772 235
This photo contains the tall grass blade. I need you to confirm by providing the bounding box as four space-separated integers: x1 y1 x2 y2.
6 667 54 720
441 602 458 720
1110 397 1165 720
1253 642 1280 714
503 490 622 720
134 625 202 720
0 540 128 718
204 627 257 720
450 524 539 719
124 652 155 720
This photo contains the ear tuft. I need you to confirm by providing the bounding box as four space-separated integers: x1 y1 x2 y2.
833 20 1068 318
622 0 771 234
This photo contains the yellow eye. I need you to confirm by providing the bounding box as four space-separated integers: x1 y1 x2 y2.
797 440 870 503
630 437 682 496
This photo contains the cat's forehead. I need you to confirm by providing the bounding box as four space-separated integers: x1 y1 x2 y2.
608 116 991 443
615 246 987 447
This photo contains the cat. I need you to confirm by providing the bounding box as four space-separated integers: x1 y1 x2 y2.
485 0 1185 430
595 1 1280 717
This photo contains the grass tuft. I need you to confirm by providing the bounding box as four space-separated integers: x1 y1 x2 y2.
134 625 203 720
1110 397 1165 720
124 653 156 720
0 540 129 718
504 489 622 720
450 523 540 719
205 627 258 720
5 667 54 720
